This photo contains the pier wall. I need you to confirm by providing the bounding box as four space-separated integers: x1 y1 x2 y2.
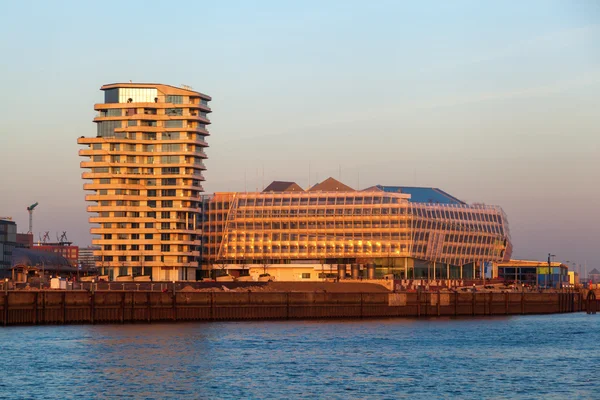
0 290 588 326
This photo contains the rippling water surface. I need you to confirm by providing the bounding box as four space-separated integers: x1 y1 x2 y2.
1 314 598 399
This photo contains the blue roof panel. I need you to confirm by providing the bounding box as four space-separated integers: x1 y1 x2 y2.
376 186 465 205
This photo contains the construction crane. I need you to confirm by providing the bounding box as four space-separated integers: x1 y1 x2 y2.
26 202 38 234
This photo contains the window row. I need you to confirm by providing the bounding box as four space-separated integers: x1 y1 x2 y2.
228 221 410 230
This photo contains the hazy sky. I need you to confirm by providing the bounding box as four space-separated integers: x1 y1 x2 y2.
0 0 598 272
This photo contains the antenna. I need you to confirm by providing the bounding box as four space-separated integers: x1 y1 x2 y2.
262 164 265 191
357 170 360 190
308 162 311 189
339 165 341 181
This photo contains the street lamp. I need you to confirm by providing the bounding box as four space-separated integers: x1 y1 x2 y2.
547 253 556 289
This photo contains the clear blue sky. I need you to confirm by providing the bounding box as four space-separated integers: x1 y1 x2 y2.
1 0 598 272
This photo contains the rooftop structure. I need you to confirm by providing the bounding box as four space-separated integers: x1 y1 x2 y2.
375 186 465 205
78 83 211 281
263 181 304 193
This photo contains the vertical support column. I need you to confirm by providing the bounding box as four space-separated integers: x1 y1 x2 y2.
147 292 151 323
34 292 38 325
483 292 487 315
460 265 463 280
521 292 525 314
454 292 457 316
120 292 125 324
360 293 363 318
90 292 95 325
172 286 177 322
3 292 8 326
473 262 476 281
62 292 67 325
446 263 450 281
404 258 408 280
210 291 214 321
131 292 136 322
41 291 45 324
433 261 436 281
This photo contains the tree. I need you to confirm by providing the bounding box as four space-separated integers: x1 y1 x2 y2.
214 261 227 279
240 261 249 277
260 261 270 277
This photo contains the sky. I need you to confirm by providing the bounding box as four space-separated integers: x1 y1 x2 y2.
0 0 598 273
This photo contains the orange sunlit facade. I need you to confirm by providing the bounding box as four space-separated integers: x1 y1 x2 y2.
78 83 211 281
201 179 512 280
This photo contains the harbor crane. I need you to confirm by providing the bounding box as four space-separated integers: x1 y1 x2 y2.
26 202 38 234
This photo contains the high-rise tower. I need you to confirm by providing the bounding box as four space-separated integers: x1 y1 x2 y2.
78 83 211 281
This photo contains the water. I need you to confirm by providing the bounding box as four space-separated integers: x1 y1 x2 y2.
0 314 598 399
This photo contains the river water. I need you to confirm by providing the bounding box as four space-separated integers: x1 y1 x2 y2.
0 313 598 399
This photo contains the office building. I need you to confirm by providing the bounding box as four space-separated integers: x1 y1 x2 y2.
201 178 512 281
0 219 17 278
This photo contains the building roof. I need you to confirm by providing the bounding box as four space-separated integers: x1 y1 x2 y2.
263 181 305 193
497 259 566 268
589 268 600 275
9 248 76 272
309 177 355 192
376 186 465 205
100 83 211 100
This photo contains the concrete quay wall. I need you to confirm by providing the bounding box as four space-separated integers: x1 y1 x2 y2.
0 290 587 326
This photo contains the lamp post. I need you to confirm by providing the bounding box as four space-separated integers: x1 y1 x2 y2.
565 260 570 290
547 253 556 289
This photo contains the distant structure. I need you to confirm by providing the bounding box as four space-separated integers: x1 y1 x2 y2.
32 232 79 267
200 178 512 281
0 219 17 278
78 83 212 281
26 202 38 234
589 268 600 284
78 246 100 273
496 259 569 289
16 233 33 248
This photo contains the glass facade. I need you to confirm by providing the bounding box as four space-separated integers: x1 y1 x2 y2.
97 121 122 138
498 263 569 288
0 220 17 274
201 187 512 275
104 88 158 103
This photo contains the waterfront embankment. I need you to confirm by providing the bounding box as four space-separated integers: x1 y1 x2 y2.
1 288 592 326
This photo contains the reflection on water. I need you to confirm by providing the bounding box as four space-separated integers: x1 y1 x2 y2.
0 314 597 399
